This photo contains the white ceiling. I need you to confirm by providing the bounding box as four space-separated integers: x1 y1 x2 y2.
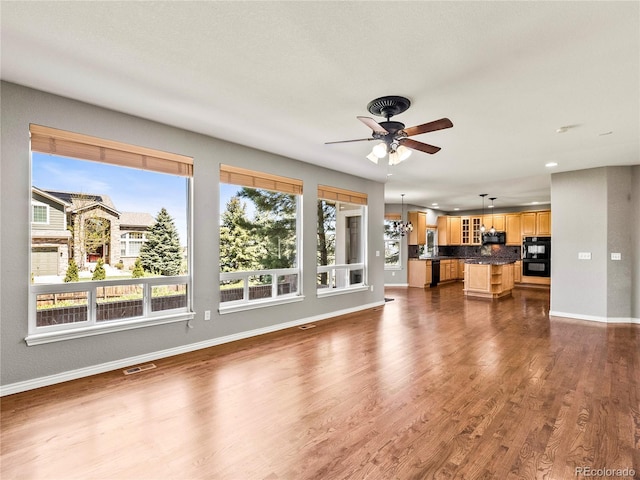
2 1 638 211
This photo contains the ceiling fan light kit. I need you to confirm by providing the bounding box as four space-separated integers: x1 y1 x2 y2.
325 95 453 166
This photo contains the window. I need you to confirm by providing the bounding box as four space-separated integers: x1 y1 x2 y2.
317 185 368 295
32 203 49 224
27 125 194 345
384 215 401 268
120 232 146 257
219 164 302 312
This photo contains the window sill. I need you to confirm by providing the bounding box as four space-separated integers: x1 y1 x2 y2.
218 295 305 315
25 311 195 346
317 285 370 298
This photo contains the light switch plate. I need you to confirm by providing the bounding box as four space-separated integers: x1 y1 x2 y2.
611 253 621 260
578 252 592 260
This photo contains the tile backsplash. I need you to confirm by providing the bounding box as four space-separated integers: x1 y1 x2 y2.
438 244 521 260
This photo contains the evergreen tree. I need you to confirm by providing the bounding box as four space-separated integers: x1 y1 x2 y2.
139 208 183 276
64 258 79 282
219 197 261 273
92 258 106 280
132 257 145 278
238 188 297 270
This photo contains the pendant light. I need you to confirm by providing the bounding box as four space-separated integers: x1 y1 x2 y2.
479 194 487 233
489 197 497 234
393 194 414 236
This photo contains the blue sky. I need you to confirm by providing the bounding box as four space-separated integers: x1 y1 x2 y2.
32 153 189 244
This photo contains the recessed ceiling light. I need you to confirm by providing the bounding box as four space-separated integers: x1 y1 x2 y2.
556 126 569 133
454 207 460 211
545 162 558 168
531 201 540 205
431 203 438 206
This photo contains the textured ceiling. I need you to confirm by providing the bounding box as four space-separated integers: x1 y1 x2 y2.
2 1 638 211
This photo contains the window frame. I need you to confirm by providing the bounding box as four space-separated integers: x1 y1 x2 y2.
316 187 369 297
218 165 304 313
384 216 402 270
28 125 194 344
31 202 50 224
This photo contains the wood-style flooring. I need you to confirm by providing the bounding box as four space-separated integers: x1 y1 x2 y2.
1 283 639 480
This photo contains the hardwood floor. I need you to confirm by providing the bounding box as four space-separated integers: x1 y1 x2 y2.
2 284 639 480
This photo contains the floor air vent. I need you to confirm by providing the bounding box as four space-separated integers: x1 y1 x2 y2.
123 363 156 375
298 324 317 330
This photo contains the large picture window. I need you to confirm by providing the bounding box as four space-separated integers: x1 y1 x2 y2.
28 125 193 345
219 165 302 312
317 185 368 296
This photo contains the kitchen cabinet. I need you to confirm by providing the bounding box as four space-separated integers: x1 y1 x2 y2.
536 211 551 235
522 210 551 236
437 216 461 246
408 211 427 245
461 217 482 244
482 214 505 232
514 260 522 283
464 262 515 299
505 214 522 245
408 259 431 288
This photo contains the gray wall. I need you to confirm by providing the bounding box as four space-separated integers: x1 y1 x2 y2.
550 166 639 321
0 82 386 388
632 166 640 318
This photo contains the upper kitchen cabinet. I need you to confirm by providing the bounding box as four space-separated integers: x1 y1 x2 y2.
437 216 461 246
461 216 482 244
408 211 427 245
505 214 522 245
521 210 551 236
482 214 505 232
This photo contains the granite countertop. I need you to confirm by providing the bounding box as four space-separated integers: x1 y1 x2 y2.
414 256 518 264
464 258 517 265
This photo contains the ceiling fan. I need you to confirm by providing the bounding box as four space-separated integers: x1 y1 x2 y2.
325 95 453 165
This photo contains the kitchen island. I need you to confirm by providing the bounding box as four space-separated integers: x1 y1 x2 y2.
463 259 515 299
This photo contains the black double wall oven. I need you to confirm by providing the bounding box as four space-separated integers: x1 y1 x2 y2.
522 236 551 277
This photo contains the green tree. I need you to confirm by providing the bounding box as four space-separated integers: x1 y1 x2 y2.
92 258 106 280
132 257 145 278
219 196 261 273
238 188 297 270
64 258 79 282
139 208 183 276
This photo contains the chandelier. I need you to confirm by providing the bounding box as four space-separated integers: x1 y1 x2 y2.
393 194 414 236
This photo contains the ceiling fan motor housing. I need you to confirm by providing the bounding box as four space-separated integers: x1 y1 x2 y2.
367 95 411 120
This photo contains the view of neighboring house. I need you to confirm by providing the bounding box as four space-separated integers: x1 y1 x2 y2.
30 187 154 276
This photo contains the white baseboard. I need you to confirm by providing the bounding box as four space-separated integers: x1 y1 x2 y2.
549 311 640 324
384 283 408 287
1 301 385 397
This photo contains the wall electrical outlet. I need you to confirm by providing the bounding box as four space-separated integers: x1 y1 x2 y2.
370 285 374 292
578 252 592 260
204 310 211 321
611 253 621 260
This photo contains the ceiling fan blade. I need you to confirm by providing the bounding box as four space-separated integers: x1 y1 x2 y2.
325 137 374 145
402 118 453 137
357 116 389 134
400 138 441 154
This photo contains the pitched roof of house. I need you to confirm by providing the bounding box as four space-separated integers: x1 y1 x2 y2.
37 189 153 227
120 211 155 228
43 190 117 210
